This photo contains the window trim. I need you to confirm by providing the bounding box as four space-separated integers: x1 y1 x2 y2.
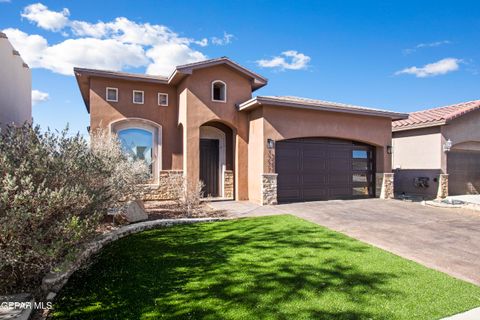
109 118 162 184
211 80 227 103
158 93 168 106
132 90 144 104
106 87 118 102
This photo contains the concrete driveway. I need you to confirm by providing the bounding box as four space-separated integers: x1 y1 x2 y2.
209 199 480 285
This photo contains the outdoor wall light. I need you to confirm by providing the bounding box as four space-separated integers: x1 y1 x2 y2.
443 139 452 152
267 139 275 149
387 145 393 154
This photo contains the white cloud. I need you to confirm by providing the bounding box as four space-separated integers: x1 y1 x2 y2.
211 32 234 46
257 50 311 70
7 3 225 76
395 58 461 78
4 28 148 75
21 3 70 32
32 89 49 105
146 43 207 75
403 40 451 55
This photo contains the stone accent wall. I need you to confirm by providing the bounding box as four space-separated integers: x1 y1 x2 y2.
436 174 449 199
375 173 383 198
261 173 278 205
143 170 183 201
376 173 394 199
224 170 234 199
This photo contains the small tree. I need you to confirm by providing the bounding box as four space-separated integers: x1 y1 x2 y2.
171 177 205 217
0 124 148 294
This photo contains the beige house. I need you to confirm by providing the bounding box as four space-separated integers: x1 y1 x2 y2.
0 32 31 129
392 100 480 198
75 57 406 204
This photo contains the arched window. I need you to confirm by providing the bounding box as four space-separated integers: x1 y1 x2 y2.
118 128 153 174
212 80 226 102
110 118 162 183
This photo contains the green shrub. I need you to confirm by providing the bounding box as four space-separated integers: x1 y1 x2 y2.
0 124 148 294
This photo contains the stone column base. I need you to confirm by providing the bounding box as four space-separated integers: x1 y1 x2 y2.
376 173 394 199
143 170 184 201
261 173 278 205
224 170 234 199
436 174 449 199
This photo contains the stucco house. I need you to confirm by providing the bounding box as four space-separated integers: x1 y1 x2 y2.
0 32 32 129
74 57 407 205
392 100 480 199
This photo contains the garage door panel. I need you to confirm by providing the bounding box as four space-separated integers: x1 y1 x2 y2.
448 151 480 195
303 189 328 201
329 187 354 197
328 174 351 184
277 189 302 202
327 158 350 170
276 138 375 203
330 149 351 159
302 174 327 185
303 160 327 171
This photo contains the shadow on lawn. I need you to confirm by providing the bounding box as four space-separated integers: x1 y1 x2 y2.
52 216 400 320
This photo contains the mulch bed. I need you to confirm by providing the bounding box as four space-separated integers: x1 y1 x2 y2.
143 201 228 220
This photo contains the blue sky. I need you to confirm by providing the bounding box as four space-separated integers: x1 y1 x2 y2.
1 0 479 136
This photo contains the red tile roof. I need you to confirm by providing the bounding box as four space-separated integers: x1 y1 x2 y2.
392 100 480 131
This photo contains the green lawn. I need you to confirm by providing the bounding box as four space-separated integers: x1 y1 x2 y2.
52 215 480 320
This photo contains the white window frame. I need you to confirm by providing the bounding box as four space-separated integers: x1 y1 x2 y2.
211 80 227 103
106 87 118 102
109 118 162 184
158 93 168 106
132 90 144 104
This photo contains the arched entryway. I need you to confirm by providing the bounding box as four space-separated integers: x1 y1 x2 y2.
275 137 376 203
199 121 234 198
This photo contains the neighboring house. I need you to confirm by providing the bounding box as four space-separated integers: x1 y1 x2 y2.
0 32 31 129
74 57 407 205
392 100 480 198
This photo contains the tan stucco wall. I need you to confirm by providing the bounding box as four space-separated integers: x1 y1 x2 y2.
260 105 392 173
179 65 252 200
0 37 31 128
392 126 442 170
247 108 264 203
89 77 182 170
88 64 397 203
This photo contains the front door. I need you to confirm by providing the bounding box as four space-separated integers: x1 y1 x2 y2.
200 139 219 197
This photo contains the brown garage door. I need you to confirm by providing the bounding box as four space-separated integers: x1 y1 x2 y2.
448 151 480 195
276 138 375 203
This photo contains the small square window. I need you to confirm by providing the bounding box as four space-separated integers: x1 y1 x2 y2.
158 93 168 106
133 90 144 104
106 87 118 102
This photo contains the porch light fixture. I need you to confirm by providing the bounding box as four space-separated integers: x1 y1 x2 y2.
443 139 452 152
387 145 393 154
267 139 275 149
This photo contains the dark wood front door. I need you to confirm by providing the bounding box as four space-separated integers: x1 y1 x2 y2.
276 138 375 203
200 139 219 197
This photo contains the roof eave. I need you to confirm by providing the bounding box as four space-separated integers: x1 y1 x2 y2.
74 68 91 113
171 58 268 90
392 120 446 132
239 97 408 120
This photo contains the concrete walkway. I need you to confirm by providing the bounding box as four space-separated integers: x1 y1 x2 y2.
209 198 480 286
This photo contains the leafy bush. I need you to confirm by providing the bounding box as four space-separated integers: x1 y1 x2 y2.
0 124 148 294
